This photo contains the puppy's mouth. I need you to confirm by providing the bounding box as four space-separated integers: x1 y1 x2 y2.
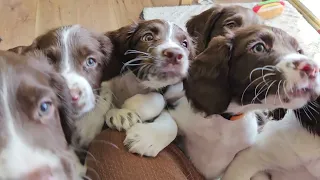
286 86 318 101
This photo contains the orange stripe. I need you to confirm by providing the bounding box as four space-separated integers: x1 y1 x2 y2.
230 114 245 121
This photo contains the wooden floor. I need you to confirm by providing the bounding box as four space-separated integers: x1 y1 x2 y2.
0 0 256 50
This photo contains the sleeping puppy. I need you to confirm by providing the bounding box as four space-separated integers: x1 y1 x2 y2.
8 25 113 159
0 50 85 180
222 71 320 179
165 25 320 179
102 19 195 156
186 5 262 54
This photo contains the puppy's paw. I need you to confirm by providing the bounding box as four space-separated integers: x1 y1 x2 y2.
105 108 141 131
124 123 165 157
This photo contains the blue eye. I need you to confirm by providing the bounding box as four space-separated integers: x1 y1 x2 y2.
86 57 97 67
39 101 52 115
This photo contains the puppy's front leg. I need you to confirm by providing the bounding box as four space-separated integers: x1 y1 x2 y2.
105 92 165 131
222 147 267 180
124 111 178 157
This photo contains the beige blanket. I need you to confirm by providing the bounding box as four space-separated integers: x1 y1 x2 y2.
142 1 320 58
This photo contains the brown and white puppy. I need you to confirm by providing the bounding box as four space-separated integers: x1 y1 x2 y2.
186 5 262 54
102 19 195 157
8 25 113 153
166 25 320 179
0 50 85 180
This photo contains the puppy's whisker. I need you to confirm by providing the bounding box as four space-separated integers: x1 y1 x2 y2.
70 146 98 163
306 105 316 120
302 106 312 121
125 49 150 56
241 76 264 105
91 139 120 149
308 104 320 114
264 80 277 105
86 166 101 180
251 80 271 104
277 80 285 108
249 67 274 81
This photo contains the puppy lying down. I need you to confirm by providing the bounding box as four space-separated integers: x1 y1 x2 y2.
92 19 194 157
0 50 85 180
123 24 319 179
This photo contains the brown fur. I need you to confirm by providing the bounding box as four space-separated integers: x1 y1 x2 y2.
186 5 262 54
103 19 195 81
185 25 303 116
0 50 81 179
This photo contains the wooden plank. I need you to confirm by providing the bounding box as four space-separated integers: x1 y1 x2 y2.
0 0 38 50
180 0 193 5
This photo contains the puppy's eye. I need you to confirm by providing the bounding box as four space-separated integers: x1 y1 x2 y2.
39 101 52 117
225 22 237 29
182 40 188 48
252 43 266 53
85 57 97 68
142 33 154 41
297 49 303 54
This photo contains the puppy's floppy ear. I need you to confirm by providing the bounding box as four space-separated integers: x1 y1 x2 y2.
186 5 224 53
8 46 28 54
8 35 42 55
185 35 232 116
50 72 75 145
106 22 139 54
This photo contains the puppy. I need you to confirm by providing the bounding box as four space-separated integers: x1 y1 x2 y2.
222 76 320 179
102 19 195 157
186 5 262 54
0 50 85 180
8 25 113 159
165 25 320 179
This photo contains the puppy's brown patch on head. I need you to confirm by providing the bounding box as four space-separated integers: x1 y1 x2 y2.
186 25 315 116
105 19 195 89
0 50 82 180
9 25 113 117
186 5 262 54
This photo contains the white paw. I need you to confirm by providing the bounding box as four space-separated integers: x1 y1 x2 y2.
124 123 166 157
105 108 141 131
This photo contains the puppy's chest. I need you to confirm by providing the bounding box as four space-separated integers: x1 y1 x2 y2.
170 97 258 155
106 72 153 107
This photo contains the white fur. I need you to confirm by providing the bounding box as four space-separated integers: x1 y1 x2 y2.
105 92 165 131
222 110 320 180
0 74 82 180
60 25 95 117
164 53 320 179
124 111 178 157
75 81 112 147
169 97 258 179
141 21 189 89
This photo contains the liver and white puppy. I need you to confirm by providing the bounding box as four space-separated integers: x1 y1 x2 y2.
103 19 195 156
223 81 320 179
0 50 85 180
167 25 320 179
8 25 113 149
186 5 262 54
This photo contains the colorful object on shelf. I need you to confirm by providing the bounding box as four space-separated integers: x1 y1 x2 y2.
253 0 285 20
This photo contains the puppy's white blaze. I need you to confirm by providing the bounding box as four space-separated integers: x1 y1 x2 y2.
0 74 61 179
167 21 174 41
60 25 95 116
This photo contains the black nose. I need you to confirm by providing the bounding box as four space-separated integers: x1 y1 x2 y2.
163 48 184 65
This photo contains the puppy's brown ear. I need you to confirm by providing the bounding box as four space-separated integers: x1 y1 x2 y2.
185 35 232 116
50 71 75 145
186 5 223 53
8 46 28 54
106 22 139 54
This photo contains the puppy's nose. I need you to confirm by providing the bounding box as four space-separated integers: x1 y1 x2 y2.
163 48 184 65
294 60 319 79
70 88 82 102
25 166 53 180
